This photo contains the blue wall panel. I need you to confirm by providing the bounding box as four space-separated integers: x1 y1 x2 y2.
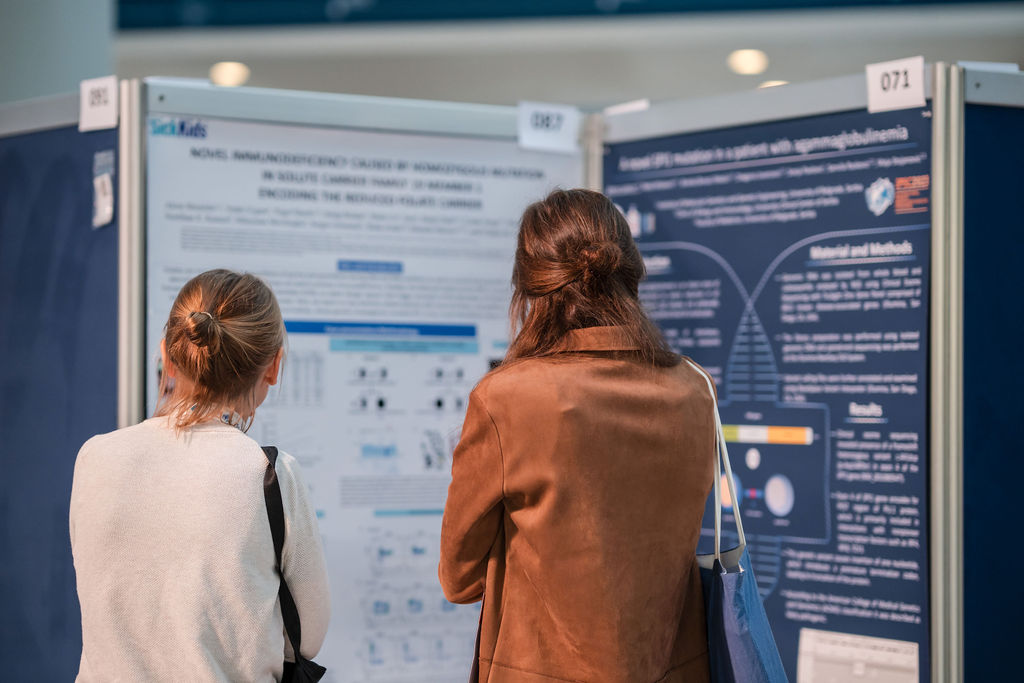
962 102 1024 681
0 124 118 679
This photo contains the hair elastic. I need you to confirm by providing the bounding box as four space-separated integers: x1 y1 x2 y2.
192 311 214 321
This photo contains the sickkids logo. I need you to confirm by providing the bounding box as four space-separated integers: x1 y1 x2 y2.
864 177 895 216
149 117 208 138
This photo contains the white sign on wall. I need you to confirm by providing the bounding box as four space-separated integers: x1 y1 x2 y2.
517 101 583 154
79 76 119 132
865 56 926 114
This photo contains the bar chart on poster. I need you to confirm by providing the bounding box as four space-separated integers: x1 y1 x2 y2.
144 110 581 681
604 105 932 682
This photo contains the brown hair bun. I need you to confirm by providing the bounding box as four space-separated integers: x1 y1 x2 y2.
577 241 622 284
506 188 678 368
185 311 222 353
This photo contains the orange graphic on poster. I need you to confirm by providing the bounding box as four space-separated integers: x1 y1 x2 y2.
895 174 930 214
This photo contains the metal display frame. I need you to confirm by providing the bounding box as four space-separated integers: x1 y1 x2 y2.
601 69 935 146
118 79 144 429
0 92 80 138
599 66 957 683
962 67 1024 108
927 62 962 683
116 77 588 681
117 77 586 425
143 77 525 140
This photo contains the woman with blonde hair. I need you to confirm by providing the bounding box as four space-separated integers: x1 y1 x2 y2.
71 269 329 682
440 189 714 682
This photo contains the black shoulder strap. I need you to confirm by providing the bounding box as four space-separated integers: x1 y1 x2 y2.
261 446 304 657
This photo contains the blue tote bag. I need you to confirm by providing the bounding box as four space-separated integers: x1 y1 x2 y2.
685 360 789 683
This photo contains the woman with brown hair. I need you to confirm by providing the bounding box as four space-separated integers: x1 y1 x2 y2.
440 189 715 682
70 269 329 682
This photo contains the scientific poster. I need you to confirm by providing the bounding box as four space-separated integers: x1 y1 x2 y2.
145 113 581 681
605 106 931 682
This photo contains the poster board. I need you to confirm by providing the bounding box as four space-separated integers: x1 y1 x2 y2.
0 94 119 680
960 66 1024 681
131 78 583 681
602 72 938 682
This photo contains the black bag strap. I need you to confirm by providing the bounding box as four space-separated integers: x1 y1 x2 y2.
470 597 483 682
261 446 304 659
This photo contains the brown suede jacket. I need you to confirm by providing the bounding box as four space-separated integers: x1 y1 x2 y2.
440 326 715 682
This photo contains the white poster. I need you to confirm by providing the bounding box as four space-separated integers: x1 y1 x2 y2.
145 113 582 681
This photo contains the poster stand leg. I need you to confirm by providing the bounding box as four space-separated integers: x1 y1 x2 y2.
929 62 965 683
118 78 145 427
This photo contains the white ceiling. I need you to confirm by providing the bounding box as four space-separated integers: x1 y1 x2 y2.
117 2 1024 109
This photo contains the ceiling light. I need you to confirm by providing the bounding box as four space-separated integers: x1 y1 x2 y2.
727 49 769 76
603 99 651 116
758 80 789 89
210 62 251 87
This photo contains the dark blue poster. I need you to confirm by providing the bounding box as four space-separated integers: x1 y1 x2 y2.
605 106 931 681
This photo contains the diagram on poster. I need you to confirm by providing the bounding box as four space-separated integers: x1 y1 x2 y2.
605 106 931 681
145 112 581 681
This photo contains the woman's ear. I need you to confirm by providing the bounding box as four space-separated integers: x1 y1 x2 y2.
264 347 284 386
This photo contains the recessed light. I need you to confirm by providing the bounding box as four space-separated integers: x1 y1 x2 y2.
603 99 651 116
727 49 769 76
758 80 789 89
209 62 251 87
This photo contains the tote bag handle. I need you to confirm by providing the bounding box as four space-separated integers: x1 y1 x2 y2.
684 358 746 562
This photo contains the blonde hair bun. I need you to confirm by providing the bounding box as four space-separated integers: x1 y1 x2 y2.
185 311 222 353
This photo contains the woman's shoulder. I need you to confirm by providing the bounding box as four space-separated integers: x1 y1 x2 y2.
77 418 159 456
481 354 713 405
472 356 565 401
73 420 177 480
674 356 717 396
77 417 271 463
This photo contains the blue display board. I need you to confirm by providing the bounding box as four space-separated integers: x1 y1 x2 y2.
0 124 118 679
962 102 1024 680
605 106 932 680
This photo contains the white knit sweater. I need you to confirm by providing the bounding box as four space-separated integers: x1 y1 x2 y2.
70 417 330 682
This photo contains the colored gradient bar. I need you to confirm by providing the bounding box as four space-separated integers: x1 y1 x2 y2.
329 339 478 354
721 424 813 445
